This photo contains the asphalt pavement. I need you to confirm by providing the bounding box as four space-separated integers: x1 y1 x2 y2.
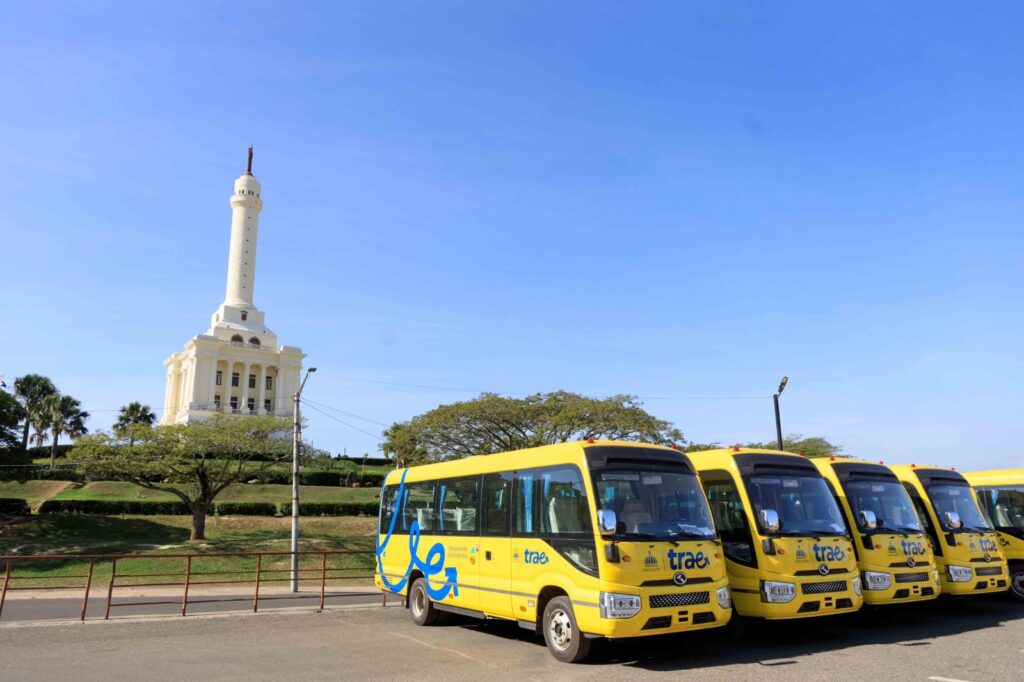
1 596 1021 681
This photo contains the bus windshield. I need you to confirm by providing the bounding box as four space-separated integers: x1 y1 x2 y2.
745 474 847 536
927 484 992 532
843 479 922 533
594 469 716 540
975 486 1024 532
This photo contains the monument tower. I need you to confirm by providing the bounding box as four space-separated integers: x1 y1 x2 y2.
160 149 305 424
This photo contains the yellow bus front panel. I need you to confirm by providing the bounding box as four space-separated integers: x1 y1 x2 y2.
691 449 863 620
890 465 1009 596
814 458 941 605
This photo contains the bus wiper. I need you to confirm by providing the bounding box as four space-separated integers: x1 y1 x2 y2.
873 525 909 536
667 529 714 541
623 532 679 546
775 531 822 540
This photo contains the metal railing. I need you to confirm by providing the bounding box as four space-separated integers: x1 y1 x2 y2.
0 547 384 622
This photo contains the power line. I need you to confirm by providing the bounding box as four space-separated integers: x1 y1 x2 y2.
302 402 383 441
302 399 391 427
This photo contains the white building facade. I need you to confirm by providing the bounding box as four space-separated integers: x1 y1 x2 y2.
161 150 305 424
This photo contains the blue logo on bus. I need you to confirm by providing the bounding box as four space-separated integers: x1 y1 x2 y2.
668 550 709 570
375 470 458 601
523 550 549 565
812 544 845 563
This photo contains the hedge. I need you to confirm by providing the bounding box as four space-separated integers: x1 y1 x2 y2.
299 470 343 486
215 502 278 516
280 501 378 517
0 498 31 515
38 499 191 515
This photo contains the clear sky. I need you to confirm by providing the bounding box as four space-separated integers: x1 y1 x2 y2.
2 3 1022 469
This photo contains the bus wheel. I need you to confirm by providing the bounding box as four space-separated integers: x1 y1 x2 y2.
409 578 440 626
1010 565 1024 603
542 596 591 663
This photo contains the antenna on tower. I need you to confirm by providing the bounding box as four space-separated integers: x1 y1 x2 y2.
246 146 254 175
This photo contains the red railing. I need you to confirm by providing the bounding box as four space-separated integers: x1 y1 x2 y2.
0 547 386 622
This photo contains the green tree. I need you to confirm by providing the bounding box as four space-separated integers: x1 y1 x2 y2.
380 391 684 467
35 393 90 468
746 434 842 459
70 415 292 540
12 374 57 452
114 401 157 444
0 388 24 450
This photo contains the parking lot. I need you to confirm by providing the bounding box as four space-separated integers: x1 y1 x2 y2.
1 596 1021 681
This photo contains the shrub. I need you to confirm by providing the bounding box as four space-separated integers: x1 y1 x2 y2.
357 473 385 487
299 470 342 486
215 502 279 516
0 497 31 515
37 499 190 515
256 469 292 485
280 501 379 517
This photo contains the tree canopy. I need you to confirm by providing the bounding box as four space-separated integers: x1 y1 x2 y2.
13 374 56 452
0 389 23 450
380 391 683 466
70 415 292 540
684 434 843 458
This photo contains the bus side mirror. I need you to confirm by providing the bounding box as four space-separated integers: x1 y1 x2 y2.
760 508 781 533
859 509 878 530
943 511 962 529
598 510 617 536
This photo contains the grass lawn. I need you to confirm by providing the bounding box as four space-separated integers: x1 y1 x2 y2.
52 482 380 504
0 514 377 589
0 481 75 510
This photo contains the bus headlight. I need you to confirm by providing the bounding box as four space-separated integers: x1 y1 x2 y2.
947 565 973 583
599 592 641 619
851 576 862 596
761 581 796 603
862 571 891 591
932 569 940 585
716 586 732 609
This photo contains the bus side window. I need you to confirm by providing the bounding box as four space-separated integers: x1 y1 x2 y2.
403 482 437 532
379 485 399 533
438 476 479 534
903 483 941 555
702 474 756 567
482 472 512 536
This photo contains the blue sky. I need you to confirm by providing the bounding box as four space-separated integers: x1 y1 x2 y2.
2 3 1022 469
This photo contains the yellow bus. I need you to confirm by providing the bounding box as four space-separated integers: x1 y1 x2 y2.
963 469 1024 602
688 449 863 624
889 465 1009 597
374 440 732 662
813 457 940 605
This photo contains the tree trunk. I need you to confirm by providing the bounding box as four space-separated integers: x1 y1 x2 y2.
190 503 208 541
50 428 58 469
22 419 30 452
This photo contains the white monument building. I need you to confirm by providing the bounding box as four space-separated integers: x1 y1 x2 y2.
161 149 305 424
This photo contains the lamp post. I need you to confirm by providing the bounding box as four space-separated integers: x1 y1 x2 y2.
291 367 317 593
773 376 788 451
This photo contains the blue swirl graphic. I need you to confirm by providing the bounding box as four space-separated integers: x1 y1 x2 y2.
376 470 458 601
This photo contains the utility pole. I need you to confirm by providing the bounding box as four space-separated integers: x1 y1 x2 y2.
291 367 317 593
773 376 788 451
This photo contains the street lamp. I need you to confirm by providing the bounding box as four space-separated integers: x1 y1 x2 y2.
291 367 317 593
773 376 788 451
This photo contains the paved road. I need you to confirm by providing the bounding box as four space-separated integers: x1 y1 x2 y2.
2 597 1021 681
0 590 383 622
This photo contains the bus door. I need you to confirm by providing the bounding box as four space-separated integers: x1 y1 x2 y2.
478 472 513 618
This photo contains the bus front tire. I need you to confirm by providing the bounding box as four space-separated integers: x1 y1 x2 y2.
1009 564 1024 603
542 596 591 663
409 578 440 626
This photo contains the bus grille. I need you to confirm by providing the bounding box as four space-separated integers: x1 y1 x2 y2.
801 580 846 595
975 566 1003 576
894 572 929 583
649 591 710 609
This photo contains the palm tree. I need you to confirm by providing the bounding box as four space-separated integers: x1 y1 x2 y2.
13 374 57 451
114 401 156 444
35 394 90 468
